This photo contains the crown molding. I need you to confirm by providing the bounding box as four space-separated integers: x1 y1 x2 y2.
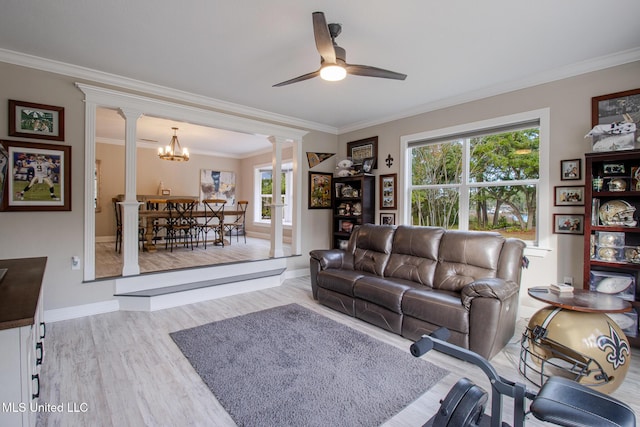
338 47 640 134
0 48 338 135
2 47 638 137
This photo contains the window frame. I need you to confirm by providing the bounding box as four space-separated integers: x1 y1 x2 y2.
400 109 551 255
253 162 293 227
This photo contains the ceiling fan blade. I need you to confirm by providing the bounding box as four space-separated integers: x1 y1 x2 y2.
346 64 407 80
272 70 320 87
312 11 336 63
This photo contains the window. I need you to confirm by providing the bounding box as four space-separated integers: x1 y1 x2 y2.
406 112 547 246
254 163 293 225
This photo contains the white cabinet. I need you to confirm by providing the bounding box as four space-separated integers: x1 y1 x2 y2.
0 257 47 427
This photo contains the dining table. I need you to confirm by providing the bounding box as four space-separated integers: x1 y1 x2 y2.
138 207 243 252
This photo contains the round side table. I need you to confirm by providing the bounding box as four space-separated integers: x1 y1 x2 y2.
519 286 632 394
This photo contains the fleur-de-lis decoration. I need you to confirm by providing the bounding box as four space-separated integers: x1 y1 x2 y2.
596 323 630 370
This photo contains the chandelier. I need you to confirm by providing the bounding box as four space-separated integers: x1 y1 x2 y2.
158 127 189 161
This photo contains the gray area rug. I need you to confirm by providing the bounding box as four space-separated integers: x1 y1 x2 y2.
170 303 449 427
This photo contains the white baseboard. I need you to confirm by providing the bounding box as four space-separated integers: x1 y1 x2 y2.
45 300 120 323
96 236 116 243
284 268 308 279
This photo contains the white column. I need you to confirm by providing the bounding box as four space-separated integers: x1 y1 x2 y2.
268 136 285 258
118 108 144 276
83 101 97 281
291 138 302 255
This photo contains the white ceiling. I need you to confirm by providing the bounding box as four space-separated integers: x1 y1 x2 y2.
1 1 640 155
95 108 274 158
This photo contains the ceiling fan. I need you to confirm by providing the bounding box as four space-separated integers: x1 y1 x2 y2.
273 11 407 87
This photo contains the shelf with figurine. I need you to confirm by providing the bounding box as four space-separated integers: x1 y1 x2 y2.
331 172 375 249
584 149 640 342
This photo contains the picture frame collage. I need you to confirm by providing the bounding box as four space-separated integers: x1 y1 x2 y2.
555 159 584 234
1 100 70 211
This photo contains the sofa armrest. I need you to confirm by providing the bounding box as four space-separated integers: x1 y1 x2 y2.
309 249 353 270
462 277 521 359
460 278 519 310
309 249 354 300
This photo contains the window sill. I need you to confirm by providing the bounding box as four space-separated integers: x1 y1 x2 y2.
524 246 551 258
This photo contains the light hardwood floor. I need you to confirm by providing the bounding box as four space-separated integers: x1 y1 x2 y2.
37 277 639 426
95 236 292 279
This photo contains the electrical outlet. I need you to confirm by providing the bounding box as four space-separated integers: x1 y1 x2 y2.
71 256 81 270
563 276 573 286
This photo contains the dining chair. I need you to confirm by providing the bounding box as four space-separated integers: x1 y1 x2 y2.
113 198 123 253
224 200 248 244
146 198 168 244
199 199 226 249
165 198 197 251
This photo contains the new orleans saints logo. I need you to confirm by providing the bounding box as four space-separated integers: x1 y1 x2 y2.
597 323 630 370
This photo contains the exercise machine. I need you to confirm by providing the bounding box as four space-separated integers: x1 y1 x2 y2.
410 328 635 427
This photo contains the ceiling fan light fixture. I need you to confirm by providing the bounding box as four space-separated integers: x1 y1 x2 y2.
158 127 189 161
320 64 347 81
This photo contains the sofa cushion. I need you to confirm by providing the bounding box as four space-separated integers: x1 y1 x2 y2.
402 288 469 334
384 226 444 286
434 230 504 292
316 269 366 296
352 224 395 276
353 276 418 314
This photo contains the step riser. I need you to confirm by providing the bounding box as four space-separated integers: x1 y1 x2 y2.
118 274 283 312
114 258 287 294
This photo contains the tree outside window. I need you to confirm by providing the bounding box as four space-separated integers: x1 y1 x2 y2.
410 128 539 242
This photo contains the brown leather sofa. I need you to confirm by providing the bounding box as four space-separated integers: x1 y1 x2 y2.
309 224 526 359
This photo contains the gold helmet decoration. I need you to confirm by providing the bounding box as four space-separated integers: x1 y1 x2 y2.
599 199 637 226
519 306 630 394
607 178 627 191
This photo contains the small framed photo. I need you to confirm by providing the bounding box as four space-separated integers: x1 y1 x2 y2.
161 189 171 196
347 136 378 169
603 163 625 175
380 213 396 226
553 214 584 235
308 171 332 209
1 139 71 211
360 157 376 174
560 159 581 181
554 185 585 206
380 173 397 210
9 100 65 141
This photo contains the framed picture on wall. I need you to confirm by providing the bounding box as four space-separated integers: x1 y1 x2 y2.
591 88 640 127
380 173 397 209
560 159 581 181
308 171 332 209
1 139 71 211
347 136 378 170
553 214 584 235
554 185 585 206
199 169 236 205
9 100 65 141
380 213 395 225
